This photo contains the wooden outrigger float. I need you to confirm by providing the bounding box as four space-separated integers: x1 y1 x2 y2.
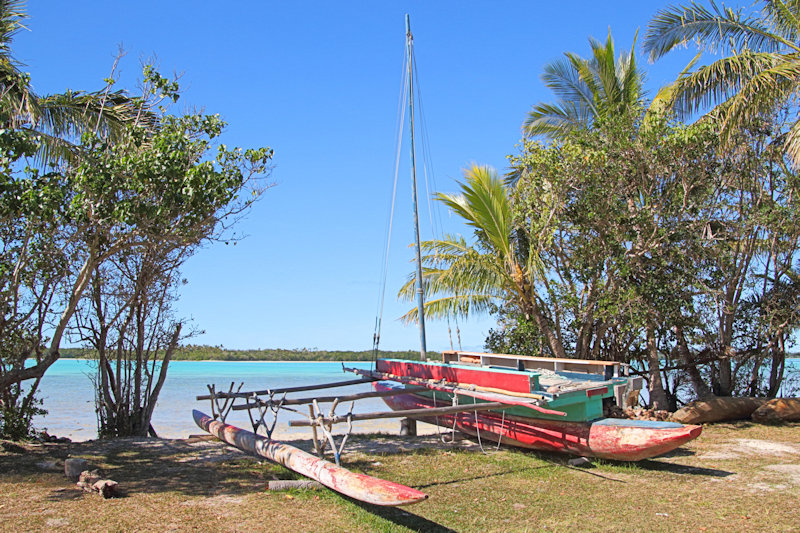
193 372 560 506
192 410 427 506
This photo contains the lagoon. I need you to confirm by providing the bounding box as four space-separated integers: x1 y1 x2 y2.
32 359 383 441
30 357 800 441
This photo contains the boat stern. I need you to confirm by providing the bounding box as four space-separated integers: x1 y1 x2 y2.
587 418 702 461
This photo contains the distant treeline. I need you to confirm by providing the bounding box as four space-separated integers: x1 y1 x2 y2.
58 345 432 362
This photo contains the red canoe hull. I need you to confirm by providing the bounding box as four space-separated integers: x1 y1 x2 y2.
193 410 428 506
375 383 701 461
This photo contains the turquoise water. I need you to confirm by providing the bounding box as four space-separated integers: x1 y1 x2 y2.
28 357 800 441
31 359 378 441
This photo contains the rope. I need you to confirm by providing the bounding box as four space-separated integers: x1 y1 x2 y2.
495 409 505 451
474 407 486 454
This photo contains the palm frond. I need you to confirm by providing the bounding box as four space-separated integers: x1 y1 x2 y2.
778 109 800 162
669 51 781 118
764 0 800 43
541 56 596 112
645 52 702 121
524 31 646 141
399 293 497 324
435 166 514 261
644 1 794 61
523 101 590 140
0 0 26 57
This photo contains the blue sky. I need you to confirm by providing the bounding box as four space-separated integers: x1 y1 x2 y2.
16 2 696 352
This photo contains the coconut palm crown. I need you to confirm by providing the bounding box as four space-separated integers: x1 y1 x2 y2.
523 31 646 141
399 165 533 325
644 0 800 163
0 0 147 167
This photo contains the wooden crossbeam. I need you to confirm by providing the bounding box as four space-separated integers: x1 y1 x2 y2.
289 401 508 427
196 377 378 400
230 386 428 411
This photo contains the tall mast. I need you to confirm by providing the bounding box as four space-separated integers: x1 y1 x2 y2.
406 14 427 361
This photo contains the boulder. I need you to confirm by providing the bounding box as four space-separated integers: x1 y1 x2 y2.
751 398 800 423
64 458 89 480
671 397 767 424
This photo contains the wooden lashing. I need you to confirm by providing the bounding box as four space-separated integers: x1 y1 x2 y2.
245 390 287 439
207 382 243 422
308 398 356 466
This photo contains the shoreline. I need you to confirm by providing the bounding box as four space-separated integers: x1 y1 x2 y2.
48 420 442 444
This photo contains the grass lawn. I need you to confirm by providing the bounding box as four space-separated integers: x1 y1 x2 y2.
1 422 799 532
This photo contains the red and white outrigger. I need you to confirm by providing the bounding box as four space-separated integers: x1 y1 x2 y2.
194 349 700 506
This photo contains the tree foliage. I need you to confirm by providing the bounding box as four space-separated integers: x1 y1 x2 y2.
644 0 800 164
0 61 273 438
414 108 798 409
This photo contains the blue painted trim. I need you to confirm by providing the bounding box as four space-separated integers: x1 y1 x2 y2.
593 418 684 429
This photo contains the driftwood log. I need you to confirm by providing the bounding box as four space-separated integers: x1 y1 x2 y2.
671 397 768 424
751 398 800 423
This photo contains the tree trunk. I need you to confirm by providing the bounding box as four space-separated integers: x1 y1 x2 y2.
767 336 786 397
674 325 713 399
646 323 669 410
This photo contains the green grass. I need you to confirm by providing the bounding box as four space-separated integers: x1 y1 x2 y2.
2 422 799 532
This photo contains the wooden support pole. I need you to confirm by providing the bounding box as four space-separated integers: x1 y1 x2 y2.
400 418 417 436
309 404 321 457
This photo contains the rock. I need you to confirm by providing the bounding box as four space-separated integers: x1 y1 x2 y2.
621 407 671 421
625 389 640 409
752 398 800 423
92 479 119 499
671 397 767 424
267 480 323 491
567 457 592 467
64 458 89 480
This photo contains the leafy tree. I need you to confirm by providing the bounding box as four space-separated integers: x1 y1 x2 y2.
0 64 273 438
77 245 186 438
512 109 799 406
644 0 800 164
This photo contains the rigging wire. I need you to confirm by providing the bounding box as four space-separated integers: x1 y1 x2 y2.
372 48 409 361
411 51 463 351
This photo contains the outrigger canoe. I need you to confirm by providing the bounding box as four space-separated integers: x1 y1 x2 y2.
193 410 428 506
374 382 702 461
348 352 702 461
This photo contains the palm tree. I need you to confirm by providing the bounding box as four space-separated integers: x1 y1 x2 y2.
399 165 568 358
523 31 646 141
644 0 800 162
0 0 145 166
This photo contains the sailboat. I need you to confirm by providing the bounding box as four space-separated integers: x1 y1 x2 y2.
193 15 701 507
350 14 702 462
